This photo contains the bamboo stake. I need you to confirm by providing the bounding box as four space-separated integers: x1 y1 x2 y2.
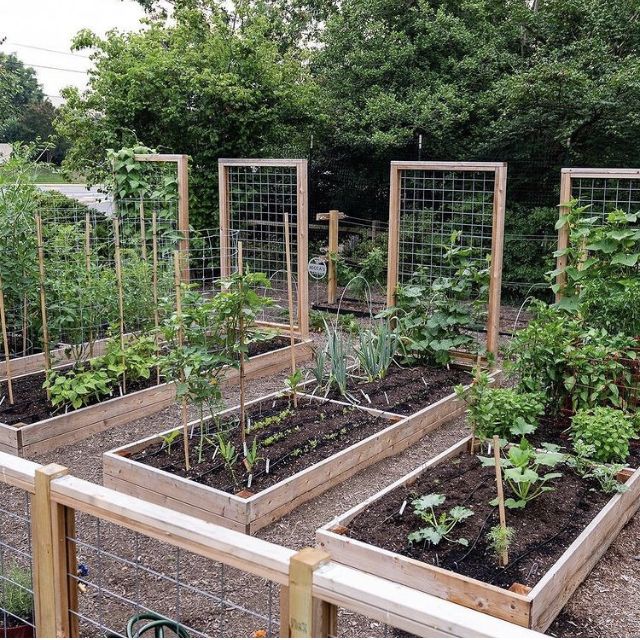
237 242 247 449
283 210 298 408
174 250 191 471
152 211 160 385
0 275 14 404
492 435 509 567
35 214 51 374
84 212 94 358
22 291 27 356
139 196 147 261
113 217 127 394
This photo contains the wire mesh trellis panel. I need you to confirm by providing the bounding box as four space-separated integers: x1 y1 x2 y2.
386 161 507 357
218 159 309 337
0 489 35 638
556 168 640 298
68 513 280 638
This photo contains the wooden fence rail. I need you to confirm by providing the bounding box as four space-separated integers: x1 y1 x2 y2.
0 451 546 639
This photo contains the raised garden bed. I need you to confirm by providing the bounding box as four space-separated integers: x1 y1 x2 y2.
0 336 312 457
103 372 479 534
317 435 640 631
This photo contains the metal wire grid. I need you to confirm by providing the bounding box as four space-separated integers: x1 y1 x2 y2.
189 228 240 299
224 166 300 326
397 169 495 285
0 491 35 637
68 514 278 638
573 177 640 221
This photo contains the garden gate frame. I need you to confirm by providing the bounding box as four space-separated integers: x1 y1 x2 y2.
385 161 507 359
556 167 640 300
218 158 309 338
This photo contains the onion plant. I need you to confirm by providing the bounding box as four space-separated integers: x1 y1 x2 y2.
355 319 400 382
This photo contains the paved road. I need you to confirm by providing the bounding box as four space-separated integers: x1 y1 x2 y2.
36 183 113 213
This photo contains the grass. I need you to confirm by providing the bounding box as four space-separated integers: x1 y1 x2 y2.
32 165 84 184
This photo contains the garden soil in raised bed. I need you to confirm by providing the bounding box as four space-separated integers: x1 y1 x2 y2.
346 449 610 591
0 336 293 427
329 363 471 416
130 395 389 494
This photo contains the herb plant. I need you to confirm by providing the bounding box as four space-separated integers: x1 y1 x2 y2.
570 407 637 463
486 525 515 562
407 493 473 547
0 563 33 625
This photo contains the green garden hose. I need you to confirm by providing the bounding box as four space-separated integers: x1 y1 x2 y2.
123 613 190 638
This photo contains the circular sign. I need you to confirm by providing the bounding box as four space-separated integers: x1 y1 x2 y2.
308 257 328 279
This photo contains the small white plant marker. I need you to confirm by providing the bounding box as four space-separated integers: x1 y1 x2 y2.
266 458 270 474
211 446 219 462
383 391 390 406
399 500 407 516
243 441 248 457
247 474 253 488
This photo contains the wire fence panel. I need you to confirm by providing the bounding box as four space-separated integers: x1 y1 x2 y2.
68 514 279 638
219 160 309 335
571 175 640 220
0 490 34 638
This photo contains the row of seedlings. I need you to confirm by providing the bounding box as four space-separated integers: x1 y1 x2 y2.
318 167 640 632
103 162 508 534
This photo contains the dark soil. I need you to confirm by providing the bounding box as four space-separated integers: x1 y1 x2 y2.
247 335 292 357
347 449 611 590
131 395 390 495
330 364 471 416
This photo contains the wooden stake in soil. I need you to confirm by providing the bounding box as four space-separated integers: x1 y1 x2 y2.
283 210 298 408
35 214 51 374
174 250 191 471
113 217 127 394
0 275 14 404
492 434 509 567
237 242 247 448
151 210 160 385
316 210 345 305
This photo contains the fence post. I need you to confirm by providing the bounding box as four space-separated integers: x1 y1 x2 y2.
316 210 345 305
32 464 78 638
288 547 337 638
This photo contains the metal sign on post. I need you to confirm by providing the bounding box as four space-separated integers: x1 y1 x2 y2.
308 257 328 280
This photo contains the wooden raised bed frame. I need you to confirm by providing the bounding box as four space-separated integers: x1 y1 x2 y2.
0 337 312 457
317 435 640 632
103 371 485 534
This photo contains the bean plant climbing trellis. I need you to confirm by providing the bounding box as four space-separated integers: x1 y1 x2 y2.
218 159 309 338
555 167 640 299
385 161 507 359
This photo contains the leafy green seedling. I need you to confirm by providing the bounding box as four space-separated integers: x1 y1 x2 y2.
408 493 473 547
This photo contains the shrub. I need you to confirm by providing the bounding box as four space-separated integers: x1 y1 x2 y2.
570 407 638 463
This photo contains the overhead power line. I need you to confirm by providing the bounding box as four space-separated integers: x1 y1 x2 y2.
26 62 87 75
6 41 91 59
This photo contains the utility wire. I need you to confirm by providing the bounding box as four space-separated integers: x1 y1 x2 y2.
5 41 91 59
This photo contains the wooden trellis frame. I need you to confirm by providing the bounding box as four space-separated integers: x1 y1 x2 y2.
556 167 640 300
218 159 309 338
386 161 507 358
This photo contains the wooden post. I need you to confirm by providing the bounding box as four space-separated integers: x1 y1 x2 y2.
22 292 27 357
177 155 190 283
113 217 127 393
237 242 247 447
84 212 94 358
34 214 51 373
218 163 231 278
152 211 161 385
283 211 298 408
288 547 337 638
32 464 77 638
0 274 14 404
492 435 509 567
386 166 400 308
555 169 573 302
296 160 309 338
486 164 507 359
315 210 345 305
174 250 191 471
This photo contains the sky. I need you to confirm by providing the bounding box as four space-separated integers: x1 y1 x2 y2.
0 0 146 106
